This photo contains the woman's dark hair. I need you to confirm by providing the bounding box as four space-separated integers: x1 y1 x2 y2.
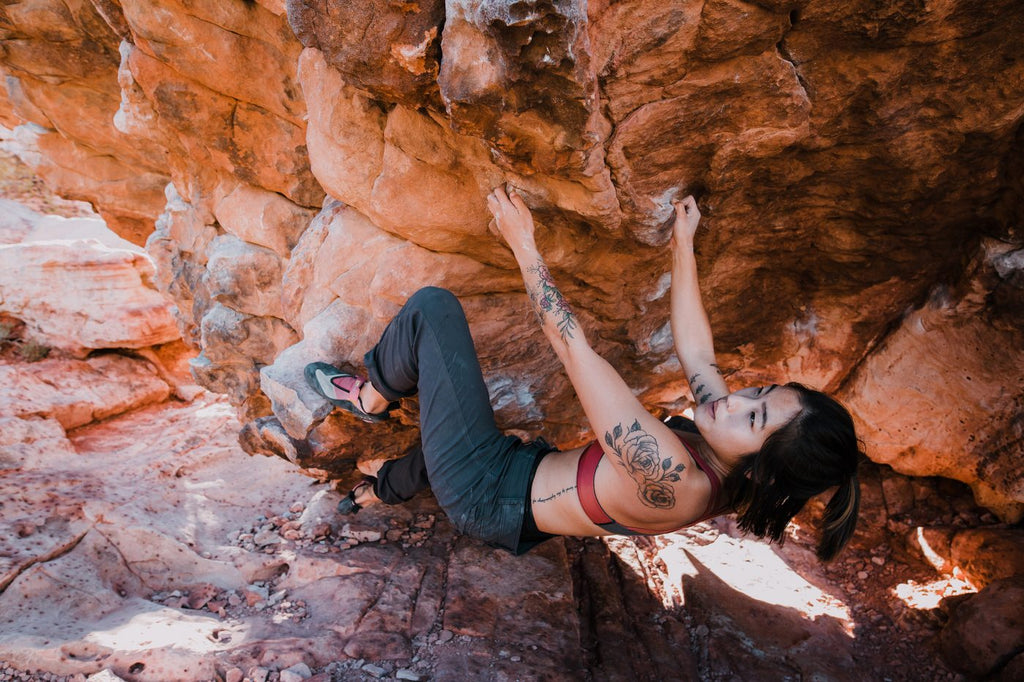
722 383 862 561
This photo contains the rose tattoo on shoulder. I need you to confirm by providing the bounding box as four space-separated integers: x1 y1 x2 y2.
605 420 686 509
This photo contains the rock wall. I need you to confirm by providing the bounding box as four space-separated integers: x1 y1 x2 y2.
0 202 194 470
0 0 1022 516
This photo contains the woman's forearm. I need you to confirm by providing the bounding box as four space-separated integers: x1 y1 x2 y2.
485 186 587 362
670 240 720 403
515 247 585 361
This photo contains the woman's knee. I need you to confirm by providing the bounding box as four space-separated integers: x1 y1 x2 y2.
407 286 461 316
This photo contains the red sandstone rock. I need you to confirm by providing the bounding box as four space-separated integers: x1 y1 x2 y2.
842 240 1024 521
950 528 1024 590
0 355 171 430
0 240 178 353
940 576 1024 678
0 0 1022 539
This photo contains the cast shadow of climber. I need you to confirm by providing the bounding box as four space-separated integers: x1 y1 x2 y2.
568 536 701 681
678 550 860 681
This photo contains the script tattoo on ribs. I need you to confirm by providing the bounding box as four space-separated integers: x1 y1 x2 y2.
532 485 577 505
526 262 577 342
605 420 686 509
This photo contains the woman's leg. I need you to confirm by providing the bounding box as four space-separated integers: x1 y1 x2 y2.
371 445 429 504
363 287 514 516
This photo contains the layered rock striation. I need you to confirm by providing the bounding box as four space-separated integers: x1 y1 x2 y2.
0 0 1022 517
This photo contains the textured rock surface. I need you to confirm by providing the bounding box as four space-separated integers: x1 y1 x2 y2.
0 1 1022 517
0 203 178 355
841 240 1024 521
0 237 178 354
939 576 1024 679
0 354 171 431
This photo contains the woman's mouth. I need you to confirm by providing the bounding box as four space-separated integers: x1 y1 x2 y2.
709 400 717 419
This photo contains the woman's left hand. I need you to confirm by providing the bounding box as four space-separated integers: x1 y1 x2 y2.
671 195 701 248
487 185 538 257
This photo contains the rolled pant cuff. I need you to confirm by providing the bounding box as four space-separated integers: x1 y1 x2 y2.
363 346 416 402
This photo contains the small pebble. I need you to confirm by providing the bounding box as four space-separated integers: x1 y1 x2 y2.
857 571 869 580
872 556 885 566
254 530 282 546
362 664 387 678
396 670 420 681
248 667 270 682
437 629 454 643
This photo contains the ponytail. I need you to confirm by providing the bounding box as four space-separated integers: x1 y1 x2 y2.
817 474 861 561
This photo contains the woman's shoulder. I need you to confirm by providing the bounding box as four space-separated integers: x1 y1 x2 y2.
595 432 715 531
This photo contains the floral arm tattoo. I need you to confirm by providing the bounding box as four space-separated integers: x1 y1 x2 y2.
605 420 686 509
688 363 722 405
525 261 577 342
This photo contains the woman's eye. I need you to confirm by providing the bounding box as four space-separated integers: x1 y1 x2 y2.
749 411 756 427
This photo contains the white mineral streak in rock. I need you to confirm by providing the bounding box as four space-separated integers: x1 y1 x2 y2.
391 27 439 74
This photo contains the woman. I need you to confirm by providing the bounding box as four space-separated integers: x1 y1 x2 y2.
305 188 862 561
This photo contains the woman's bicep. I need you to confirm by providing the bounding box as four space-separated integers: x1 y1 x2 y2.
562 346 690 506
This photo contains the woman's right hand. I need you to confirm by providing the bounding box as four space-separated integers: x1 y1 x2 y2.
487 185 538 257
671 195 701 248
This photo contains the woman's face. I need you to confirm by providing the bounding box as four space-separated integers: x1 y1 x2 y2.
694 385 803 459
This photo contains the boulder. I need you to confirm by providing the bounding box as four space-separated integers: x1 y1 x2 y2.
940 576 1024 678
842 241 1024 521
950 528 1024 590
0 354 172 430
0 238 179 354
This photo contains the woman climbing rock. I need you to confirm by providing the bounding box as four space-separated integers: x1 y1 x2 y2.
306 187 862 560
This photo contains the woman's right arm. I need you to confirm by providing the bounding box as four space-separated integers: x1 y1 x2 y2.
487 186 693 512
670 197 729 406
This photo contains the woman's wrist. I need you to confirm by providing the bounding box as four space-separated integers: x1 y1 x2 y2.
672 238 695 257
512 241 541 264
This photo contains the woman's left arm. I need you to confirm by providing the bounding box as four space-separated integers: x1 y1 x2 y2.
487 187 692 509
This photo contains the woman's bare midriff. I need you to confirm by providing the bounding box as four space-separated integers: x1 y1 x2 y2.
529 433 715 537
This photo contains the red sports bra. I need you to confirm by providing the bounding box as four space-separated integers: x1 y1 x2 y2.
575 431 725 536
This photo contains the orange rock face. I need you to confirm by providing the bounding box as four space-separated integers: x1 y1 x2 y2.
0 0 1021 517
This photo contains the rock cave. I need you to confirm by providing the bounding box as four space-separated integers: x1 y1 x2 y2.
0 0 1022 680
